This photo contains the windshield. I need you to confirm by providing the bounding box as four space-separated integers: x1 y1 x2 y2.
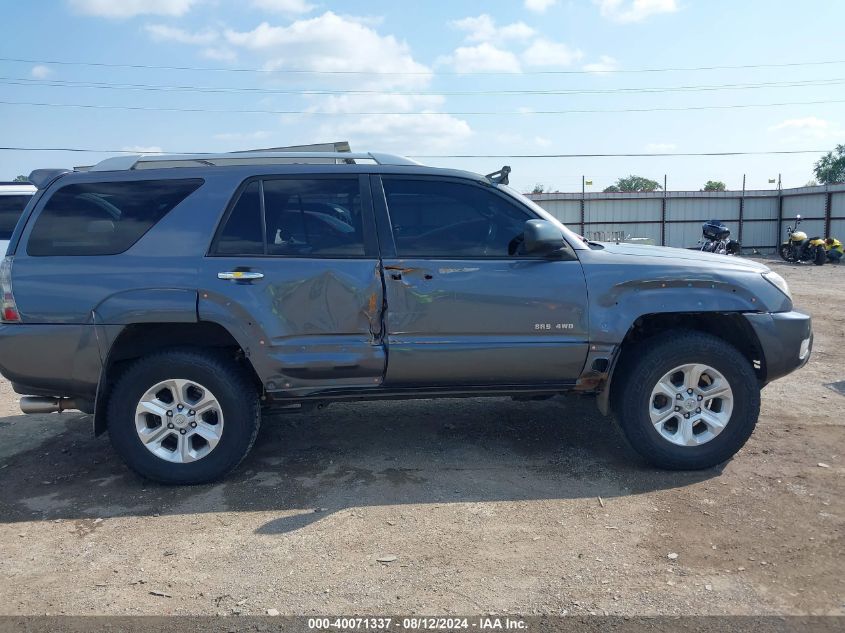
495 184 586 248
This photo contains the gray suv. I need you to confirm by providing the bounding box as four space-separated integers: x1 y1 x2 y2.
0 152 812 484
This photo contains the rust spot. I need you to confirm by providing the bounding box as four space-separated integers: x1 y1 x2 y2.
368 292 377 315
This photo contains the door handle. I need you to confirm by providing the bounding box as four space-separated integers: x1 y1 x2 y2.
385 265 412 281
217 271 264 281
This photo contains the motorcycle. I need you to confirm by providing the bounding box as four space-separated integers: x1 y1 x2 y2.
699 220 741 255
778 214 827 265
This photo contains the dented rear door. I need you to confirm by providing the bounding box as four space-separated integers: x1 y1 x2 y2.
200 174 386 395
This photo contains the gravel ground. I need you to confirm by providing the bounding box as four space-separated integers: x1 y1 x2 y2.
0 258 842 616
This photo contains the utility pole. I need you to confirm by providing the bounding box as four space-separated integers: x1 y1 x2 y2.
661 174 667 246
738 173 746 249
580 175 586 237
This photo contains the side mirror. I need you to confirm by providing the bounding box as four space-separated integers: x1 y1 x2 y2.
523 219 566 255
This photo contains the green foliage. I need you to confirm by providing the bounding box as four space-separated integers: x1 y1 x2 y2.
702 180 726 191
13 175 28 182
602 185 621 193
606 175 662 192
813 145 845 184
531 183 545 194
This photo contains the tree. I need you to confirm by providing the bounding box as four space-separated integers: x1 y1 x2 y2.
605 175 661 192
602 185 621 193
702 180 726 191
531 183 545 194
804 179 819 187
13 175 28 182
813 144 845 184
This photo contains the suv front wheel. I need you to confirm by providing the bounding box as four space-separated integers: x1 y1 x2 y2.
107 349 260 484
614 330 760 470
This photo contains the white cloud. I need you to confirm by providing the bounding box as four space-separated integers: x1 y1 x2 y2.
645 142 677 152
224 12 472 152
524 0 557 13
449 14 535 42
583 55 619 73
201 47 238 62
522 39 583 67
768 117 845 141
31 65 53 79
594 0 678 23
144 24 218 45
438 43 522 74
121 145 164 153
224 12 431 89
534 136 553 147
251 0 314 13
315 112 472 153
68 0 197 18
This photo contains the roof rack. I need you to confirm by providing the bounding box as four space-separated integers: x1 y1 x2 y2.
86 151 420 172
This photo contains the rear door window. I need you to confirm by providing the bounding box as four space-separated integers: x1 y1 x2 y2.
27 179 203 256
211 177 365 257
0 195 33 240
214 181 264 255
263 178 364 257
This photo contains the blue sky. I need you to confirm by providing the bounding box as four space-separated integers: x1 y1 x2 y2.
1 0 844 191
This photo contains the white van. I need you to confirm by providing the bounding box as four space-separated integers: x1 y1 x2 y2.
0 182 36 255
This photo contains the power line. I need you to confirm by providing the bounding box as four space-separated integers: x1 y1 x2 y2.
1 97 843 116
3 75 845 97
0 146 829 158
3 55 845 76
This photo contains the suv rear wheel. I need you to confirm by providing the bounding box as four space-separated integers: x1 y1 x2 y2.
107 349 260 484
614 330 760 470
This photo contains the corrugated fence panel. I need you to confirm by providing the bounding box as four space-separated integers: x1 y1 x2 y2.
585 198 662 223
742 197 778 220
828 219 845 238
664 221 739 249
830 193 845 238
666 198 739 221
782 194 826 220
831 192 845 217
742 221 779 249
584 222 662 243
537 199 581 225
529 185 845 250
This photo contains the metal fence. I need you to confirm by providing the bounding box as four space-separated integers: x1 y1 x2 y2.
527 183 845 252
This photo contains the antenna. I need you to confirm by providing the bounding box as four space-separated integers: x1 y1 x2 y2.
485 165 511 185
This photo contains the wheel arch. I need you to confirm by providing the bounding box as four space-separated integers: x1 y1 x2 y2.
93 321 262 435
597 312 765 416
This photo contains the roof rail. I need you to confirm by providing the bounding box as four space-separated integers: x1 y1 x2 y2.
87 151 420 172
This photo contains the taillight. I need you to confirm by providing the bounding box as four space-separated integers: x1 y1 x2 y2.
0 256 20 323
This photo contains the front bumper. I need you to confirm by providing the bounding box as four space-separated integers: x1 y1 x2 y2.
743 310 812 384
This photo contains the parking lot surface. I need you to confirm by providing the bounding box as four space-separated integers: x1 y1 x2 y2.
0 258 842 616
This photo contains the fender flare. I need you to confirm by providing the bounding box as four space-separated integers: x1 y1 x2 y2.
91 288 200 435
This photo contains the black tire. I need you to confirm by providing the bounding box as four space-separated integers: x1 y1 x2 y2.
613 330 760 470
107 348 260 484
813 246 826 266
778 243 793 262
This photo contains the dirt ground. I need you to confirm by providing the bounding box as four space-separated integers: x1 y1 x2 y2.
0 258 842 617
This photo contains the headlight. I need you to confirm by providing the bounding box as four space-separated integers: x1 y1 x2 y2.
762 271 791 300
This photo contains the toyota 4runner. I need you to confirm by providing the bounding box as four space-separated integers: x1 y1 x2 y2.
0 152 812 484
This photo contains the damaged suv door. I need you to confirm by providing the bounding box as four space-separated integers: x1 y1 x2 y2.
202 175 387 394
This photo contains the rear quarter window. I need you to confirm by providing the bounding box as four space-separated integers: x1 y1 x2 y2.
0 195 33 240
27 179 203 256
